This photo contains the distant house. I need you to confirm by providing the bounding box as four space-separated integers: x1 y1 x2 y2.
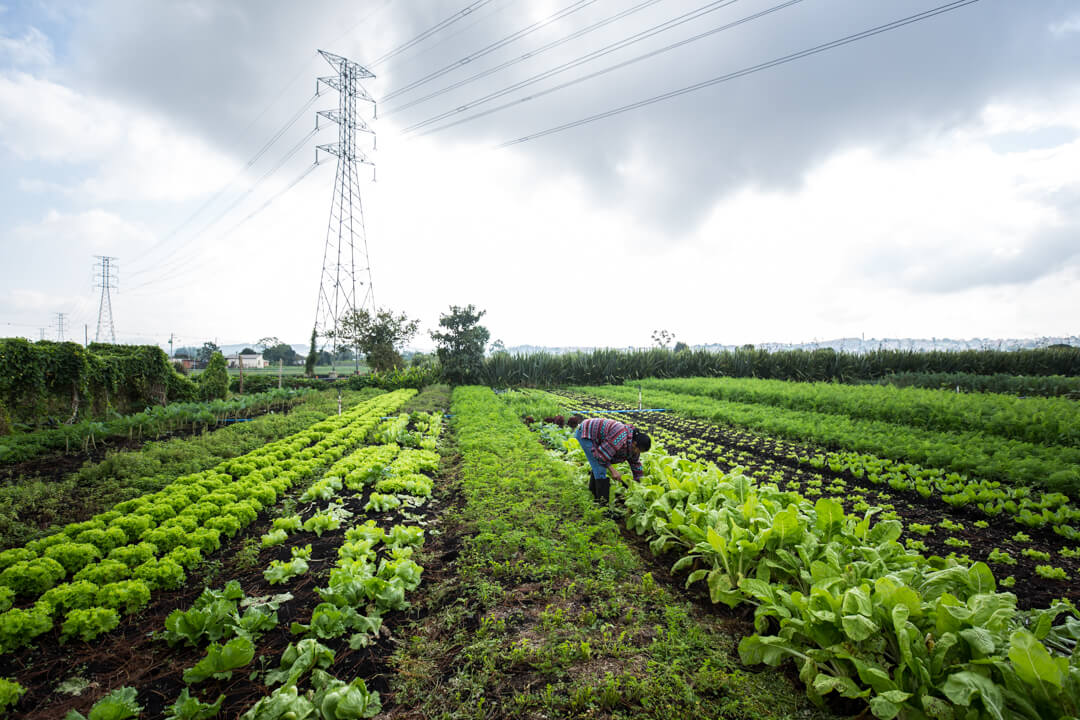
225 352 267 369
175 358 194 371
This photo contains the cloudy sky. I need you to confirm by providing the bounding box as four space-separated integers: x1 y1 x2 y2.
1 0 1078 352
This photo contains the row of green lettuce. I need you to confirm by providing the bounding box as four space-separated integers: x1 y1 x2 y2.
0 389 416 657
0 388 313 464
574 385 1080 494
43 407 442 720
537 416 1080 719
161 411 442 720
557 388 1080 541
634 377 1080 448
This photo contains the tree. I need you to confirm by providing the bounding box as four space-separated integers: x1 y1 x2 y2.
488 339 507 356
256 336 281 351
430 304 489 385
673 341 689 353
197 342 220 367
198 351 229 400
305 328 318 377
329 307 420 373
651 329 674 349
240 347 256 355
263 343 298 366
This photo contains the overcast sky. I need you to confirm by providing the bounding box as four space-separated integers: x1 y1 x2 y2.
1 0 1078 352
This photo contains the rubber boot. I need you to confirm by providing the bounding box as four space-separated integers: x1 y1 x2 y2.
588 475 597 499
594 475 610 505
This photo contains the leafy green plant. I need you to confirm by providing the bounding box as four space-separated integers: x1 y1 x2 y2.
363 493 400 513
264 638 335 687
182 636 256 683
0 602 52 652
240 684 314 720
64 685 142 720
60 607 120 643
303 512 341 537
0 557 66 596
1021 548 1052 561
95 579 151 615
1035 565 1069 580
987 548 1016 565
311 669 382 719
0 677 25 713
133 557 186 590
164 689 224 720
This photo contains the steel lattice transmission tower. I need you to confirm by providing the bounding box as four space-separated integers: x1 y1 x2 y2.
313 50 376 372
94 255 118 343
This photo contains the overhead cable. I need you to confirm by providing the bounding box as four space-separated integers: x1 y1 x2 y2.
401 0 748 133
419 0 805 137
497 0 983 148
382 0 600 101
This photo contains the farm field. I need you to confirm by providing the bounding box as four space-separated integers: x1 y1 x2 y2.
0 388 386 552
511 387 1080 717
0 385 834 719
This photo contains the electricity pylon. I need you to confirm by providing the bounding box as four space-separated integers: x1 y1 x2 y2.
94 255 118 343
313 50 376 373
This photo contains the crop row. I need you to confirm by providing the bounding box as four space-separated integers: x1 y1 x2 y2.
539 421 1080 719
0 389 416 657
635 376 1080 447
0 388 313 464
12 403 443 718
574 384 1080 493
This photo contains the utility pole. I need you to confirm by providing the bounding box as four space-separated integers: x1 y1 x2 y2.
169 333 177 358
313 50 376 377
94 256 118 343
84 324 88 347
55 312 66 341
39 328 45 341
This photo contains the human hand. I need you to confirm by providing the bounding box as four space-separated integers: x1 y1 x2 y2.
609 468 622 482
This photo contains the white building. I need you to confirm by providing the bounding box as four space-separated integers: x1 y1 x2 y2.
225 352 267 369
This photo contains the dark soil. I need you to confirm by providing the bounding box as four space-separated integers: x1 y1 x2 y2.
551 390 1080 610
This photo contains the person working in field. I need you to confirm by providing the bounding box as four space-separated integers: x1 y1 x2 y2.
567 415 651 504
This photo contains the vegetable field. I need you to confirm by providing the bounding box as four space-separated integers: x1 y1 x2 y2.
0 376 1078 719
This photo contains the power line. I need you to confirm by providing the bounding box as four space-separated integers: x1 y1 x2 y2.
382 0 665 116
367 0 499 68
418 0 806 137
497 0 983 148
382 0 600 102
127 92 320 275
123 160 329 298
401 0 749 134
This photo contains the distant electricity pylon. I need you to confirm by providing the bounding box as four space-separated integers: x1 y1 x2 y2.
312 49 376 373
94 255 118 343
54 312 66 342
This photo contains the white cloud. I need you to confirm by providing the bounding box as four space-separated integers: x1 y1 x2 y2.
0 26 52 67
0 70 237 201
11 208 154 252
1049 15 1080 36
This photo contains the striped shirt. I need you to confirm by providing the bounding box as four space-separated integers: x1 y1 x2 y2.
578 418 644 480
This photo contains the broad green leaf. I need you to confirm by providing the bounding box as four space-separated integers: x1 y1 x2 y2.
1007 629 1064 694
842 614 879 642
942 671 1006 720
771 505 801 545
966 563 996 595
737 634 790 666
868 690 911 720
958 627 996 658
814 498 844 536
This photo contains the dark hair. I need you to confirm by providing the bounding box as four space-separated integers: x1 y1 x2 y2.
567 414 585 429
632 431 651 452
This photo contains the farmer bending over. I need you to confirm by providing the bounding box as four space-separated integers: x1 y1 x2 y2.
568 415 651 504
